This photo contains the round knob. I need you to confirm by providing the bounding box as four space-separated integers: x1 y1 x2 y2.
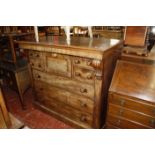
87 61 92 66
87 74 92 79
119 109 124 115
36 54 40 57
38 64 41 68
80 102 87 107
80 115 87 122
116 119 121 126
150 119 155 126
80 88 87 93
74 59 80 64
120 99 125 106
75 72 81 77
52 53 57 57
37 75 41 78
31 63 34 66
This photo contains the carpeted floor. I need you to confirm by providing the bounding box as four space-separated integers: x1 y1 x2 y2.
3 86 72 129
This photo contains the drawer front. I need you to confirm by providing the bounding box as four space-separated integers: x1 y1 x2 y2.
30 59 45 71
35 93 93 128
34 81 94 114
29 50 43 59
73 67 94 84
33 70 94 100
45 52 71 77
108 104 155 128
109 93 155 117
106 114 151 129
73 57 94 70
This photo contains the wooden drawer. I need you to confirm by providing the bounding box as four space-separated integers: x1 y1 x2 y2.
73 67 94 84
109 93 155 117
30 59 45 71
35 93 93 128
29 50 43 59
73 57 94 70
45 52 71 77
32 70 94 100
108 104 155 128
34 81 94 114
106 114 151 129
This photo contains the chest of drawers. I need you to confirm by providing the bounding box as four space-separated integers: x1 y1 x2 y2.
17 36 122 128
106 60 155 129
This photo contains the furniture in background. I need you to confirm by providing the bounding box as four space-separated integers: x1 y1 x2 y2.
0 32 33 109
105 60 155 129
92 26 124 39
16 36 123 128
123 26 150 56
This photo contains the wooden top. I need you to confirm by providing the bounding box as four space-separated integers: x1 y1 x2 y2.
15 36 122 60
109 60 155 103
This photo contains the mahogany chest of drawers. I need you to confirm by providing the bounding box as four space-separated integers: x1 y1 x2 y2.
16 36 122 128
106 60 155 129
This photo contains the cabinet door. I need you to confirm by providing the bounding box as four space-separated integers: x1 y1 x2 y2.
0 88 11 129
45 52 71 77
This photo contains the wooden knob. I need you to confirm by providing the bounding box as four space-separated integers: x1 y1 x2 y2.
150 119 155 126
80 115 87 122
119 109 124 115
37 75 41 78
87 74 92 79
80 88 87 93
52 53 57 57
80 102 87 107
74 59 80 64
120 99 125 106
31 63 34 66
87 61 92 66
30 53 33 56
38 64 41 68
36 54 40 57
75 72 81 77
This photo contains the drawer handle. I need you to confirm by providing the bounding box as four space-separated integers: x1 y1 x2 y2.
80 88 87 93
149 119 155 126
52 53 57 58
75 72 81 77
80 115 87 122
30 53 33 56
80 102 87 108
116 119 121 126
37 75 41 78
36 54 40 57
38 64 42 68
120 99 125 106
31 63 34 66
74 59 80 64
87 74 93 79
119 109 124 115
87 61 92 66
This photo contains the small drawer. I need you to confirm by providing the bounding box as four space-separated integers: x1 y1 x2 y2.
73 67 94 84
106 114 151 129
108 104 155 128
109 93 155 117
30 59 45 71
29 51 42 58
73 57 94 70
45 52 71 77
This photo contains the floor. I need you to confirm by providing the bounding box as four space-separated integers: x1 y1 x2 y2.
3 86 72 129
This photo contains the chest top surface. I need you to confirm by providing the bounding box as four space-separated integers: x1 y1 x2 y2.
110 60 155 103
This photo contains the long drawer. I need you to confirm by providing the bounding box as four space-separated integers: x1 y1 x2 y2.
32 69 94 100
109 93 155 117
106 114 152 129
34 81 94 114
35 91 93 128
108 104 155 128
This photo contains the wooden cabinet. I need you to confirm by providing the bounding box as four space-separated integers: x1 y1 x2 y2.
106 60 155 129
17 36 122 128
